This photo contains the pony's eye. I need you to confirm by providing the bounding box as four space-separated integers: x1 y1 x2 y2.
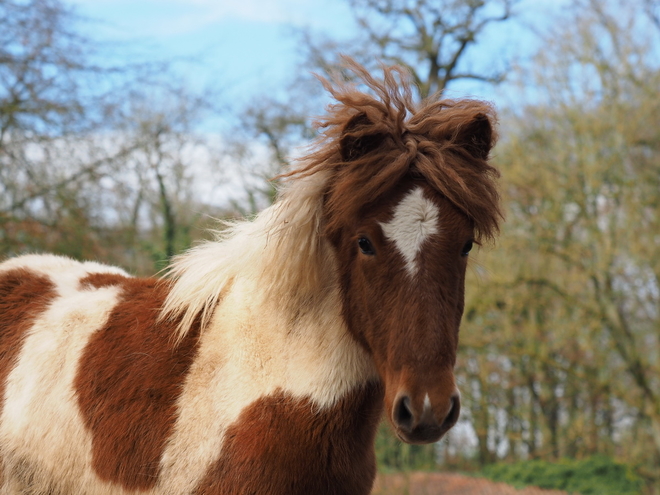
358 237 375 255
461 240 473 257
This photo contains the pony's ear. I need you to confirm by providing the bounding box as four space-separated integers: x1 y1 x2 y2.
340 112 388 162
454 113 494 160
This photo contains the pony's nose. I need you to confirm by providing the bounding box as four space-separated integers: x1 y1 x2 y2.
392 391 460 444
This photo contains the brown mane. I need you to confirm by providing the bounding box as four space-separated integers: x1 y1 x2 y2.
286 58 502 243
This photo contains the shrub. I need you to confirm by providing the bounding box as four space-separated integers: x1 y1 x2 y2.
482 455 643 495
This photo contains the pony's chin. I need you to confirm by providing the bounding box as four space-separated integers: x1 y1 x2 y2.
394 425 445 445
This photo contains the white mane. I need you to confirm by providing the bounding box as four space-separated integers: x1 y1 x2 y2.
161 169 334 343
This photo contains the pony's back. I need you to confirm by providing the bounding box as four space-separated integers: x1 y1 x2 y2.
0 255 202 493
0 251 379 495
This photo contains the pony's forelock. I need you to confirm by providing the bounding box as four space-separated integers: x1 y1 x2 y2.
289 57 502 243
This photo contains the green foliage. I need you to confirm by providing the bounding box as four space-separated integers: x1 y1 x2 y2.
375 422 437 472
482 456 644 495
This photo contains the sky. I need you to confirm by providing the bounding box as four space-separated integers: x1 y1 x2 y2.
67 0 571 110
70 0 358 102
62 0 569 208
62 0 571 208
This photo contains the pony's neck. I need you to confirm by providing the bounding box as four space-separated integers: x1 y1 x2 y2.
209 266 378 407
157 171 381 495
162 170 379 406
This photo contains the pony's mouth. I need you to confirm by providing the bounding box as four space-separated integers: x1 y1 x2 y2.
394 424 445 445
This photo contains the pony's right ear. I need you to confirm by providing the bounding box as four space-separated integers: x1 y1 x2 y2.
340 112 387 162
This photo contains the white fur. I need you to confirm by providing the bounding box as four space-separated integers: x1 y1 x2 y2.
380 187 440 276
161 170 333 341
0 254 130 280
158 276 376 492
0 256 132 494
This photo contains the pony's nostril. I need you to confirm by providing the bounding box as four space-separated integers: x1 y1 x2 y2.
393 395 415 432
442 393 461 431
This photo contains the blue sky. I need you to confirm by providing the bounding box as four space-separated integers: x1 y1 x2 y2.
61 0 568 189
68 0 574 106
70 0 359 102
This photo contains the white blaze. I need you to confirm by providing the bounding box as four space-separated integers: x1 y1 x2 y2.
423 393 431 411
380 187 440 276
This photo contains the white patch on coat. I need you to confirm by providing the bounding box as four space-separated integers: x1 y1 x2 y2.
0 253 130 279
161 169 333 341
0 255 134 494
380 187 440 276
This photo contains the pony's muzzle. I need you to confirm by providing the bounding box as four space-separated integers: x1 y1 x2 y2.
392 390 460 444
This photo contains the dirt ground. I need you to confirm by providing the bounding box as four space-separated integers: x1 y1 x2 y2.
372 472 570 495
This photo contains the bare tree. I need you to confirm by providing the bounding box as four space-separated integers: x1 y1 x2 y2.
0 0 226 273
0 0 88 145
227 0 521 216
117 85 223 267
643 0 660 31
303 0 519 98
355 0 515 97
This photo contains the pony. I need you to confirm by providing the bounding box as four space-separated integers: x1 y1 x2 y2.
0 60 501 494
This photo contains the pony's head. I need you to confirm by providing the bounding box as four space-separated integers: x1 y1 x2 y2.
295 60 502 444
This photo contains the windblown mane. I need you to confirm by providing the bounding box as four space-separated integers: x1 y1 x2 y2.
161 171 333 342
162 59 502 340
293 59 502 243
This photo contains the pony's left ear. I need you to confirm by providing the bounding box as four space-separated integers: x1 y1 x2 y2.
340 112 388 162
454 113 494 160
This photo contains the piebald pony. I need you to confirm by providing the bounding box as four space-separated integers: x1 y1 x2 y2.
0 60 501 494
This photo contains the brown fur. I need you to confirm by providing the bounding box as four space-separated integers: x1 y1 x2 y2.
194 382 383 495
327 178 470 439
0 268 56 490
74 273 201 490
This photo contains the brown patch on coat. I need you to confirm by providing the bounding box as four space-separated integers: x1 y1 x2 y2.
0 268 56 410
194 382 384 495
79 272 131 290
74 273 201 491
